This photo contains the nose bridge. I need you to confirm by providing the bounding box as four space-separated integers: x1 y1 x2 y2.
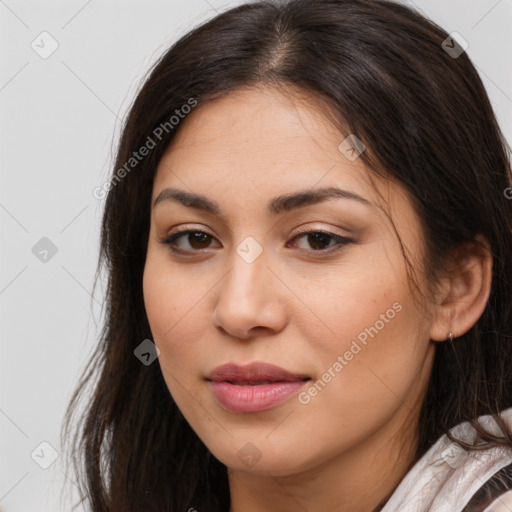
225 237 269 302
212 236 286 338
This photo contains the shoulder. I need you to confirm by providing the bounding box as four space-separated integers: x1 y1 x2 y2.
463 461 512 512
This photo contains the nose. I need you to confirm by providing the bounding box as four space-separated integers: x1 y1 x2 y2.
211 247 287 341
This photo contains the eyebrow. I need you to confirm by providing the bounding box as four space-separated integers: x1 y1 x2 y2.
152 186 371 216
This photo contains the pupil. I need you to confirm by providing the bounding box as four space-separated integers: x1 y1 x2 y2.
190 232 210 249
186 232 332 250
309 232 329 250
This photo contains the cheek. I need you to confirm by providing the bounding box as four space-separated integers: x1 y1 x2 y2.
143 245 197 338
142 255 212 380
297 248 410 352
298 254 427 401
305 312 428 427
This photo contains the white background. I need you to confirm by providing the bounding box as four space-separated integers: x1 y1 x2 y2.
1 1 511 510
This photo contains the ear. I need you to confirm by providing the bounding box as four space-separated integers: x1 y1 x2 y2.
429 235 492 342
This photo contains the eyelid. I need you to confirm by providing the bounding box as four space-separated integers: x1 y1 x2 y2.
287 227 353 256
159 224 220 254
166 223 216 238
159 223 354 257
290 224 351 239
164 223 351 241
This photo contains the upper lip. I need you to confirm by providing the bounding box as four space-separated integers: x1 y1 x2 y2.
206 362 310 383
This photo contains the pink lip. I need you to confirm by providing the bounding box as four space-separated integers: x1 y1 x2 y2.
206 362 310 413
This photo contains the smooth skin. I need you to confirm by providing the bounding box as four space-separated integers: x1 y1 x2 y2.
142 85 492 512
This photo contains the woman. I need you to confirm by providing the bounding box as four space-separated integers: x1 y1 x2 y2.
62 0 512 510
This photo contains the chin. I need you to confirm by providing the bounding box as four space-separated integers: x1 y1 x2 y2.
207 437 314 476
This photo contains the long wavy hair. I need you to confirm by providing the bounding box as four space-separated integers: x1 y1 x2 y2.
62 0 512 510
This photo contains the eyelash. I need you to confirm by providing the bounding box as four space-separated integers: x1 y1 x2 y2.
158 227 353 257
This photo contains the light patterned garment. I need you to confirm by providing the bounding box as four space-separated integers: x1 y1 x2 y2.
381 407 512 512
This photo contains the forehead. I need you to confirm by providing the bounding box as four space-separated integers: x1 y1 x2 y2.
152 86 417 231
154 86 371 193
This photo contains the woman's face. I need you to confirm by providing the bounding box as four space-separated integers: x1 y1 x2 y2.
143 85 437 476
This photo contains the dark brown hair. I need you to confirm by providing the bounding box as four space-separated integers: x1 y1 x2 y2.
62 0 512 510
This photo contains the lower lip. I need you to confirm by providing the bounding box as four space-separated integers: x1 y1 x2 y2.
209 380 307 413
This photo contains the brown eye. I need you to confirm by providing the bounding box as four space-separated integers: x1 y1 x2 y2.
160 230 219 253
187 232 213 249
289 230 353 253
305 232 333 250
160 228 352 256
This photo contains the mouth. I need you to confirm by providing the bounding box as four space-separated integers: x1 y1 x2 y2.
223 380 308 385
206 361 311 383
206 362 311 413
